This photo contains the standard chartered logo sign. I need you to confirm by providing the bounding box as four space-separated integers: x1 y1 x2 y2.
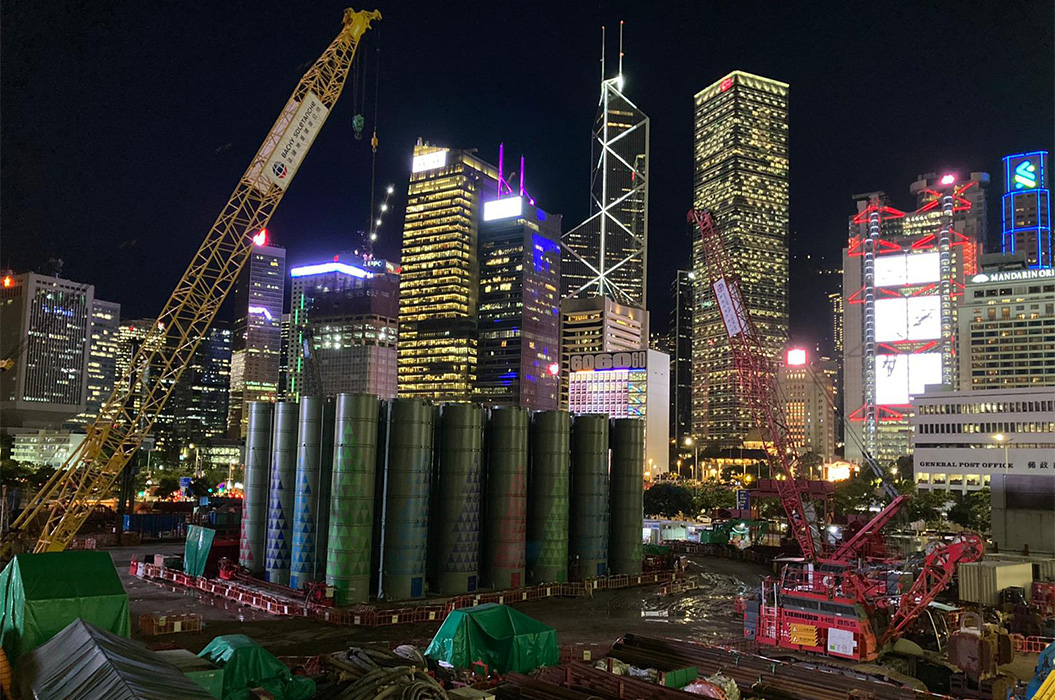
1014 160 1037 189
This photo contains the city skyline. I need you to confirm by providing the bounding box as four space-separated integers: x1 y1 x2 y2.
3 3 1050 346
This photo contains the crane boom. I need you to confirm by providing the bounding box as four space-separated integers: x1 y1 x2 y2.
1 8 380 558
689 209 823 560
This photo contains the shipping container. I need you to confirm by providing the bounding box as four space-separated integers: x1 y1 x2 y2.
958 561 1034 606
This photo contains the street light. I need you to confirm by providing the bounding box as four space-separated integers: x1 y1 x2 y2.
684 436 700 485
992 433 1012 489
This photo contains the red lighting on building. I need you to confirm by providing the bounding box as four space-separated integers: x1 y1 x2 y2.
786 348 808 366
940 174 955 185
547 362 560 376
252 229 268 247
720 77 734 92
2 276 11 288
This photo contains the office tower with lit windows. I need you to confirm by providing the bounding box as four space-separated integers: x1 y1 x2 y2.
173 322 232 441
397 141 498 400
227 234 285 438
560 61 649 307
691 71 789 449
278 313 292 399
67 298 121 428
289 255 399 400
958 260 1055 390
777 348 836 463
0 273 94 429
559 295 645 408
669 270 694 457
1002 151 1051 269
475 197 562 409
842 170 989 465
115 318 176 451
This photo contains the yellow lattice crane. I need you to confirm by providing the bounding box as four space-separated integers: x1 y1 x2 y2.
1 8 381 558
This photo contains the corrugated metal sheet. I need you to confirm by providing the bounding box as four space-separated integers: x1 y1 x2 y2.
958 561 1033 606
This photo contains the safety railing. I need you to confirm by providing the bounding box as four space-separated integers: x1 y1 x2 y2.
130 557 679 629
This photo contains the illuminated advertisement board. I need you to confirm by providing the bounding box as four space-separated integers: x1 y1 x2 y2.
412 149 448 173
874 252 940 287
874 353 942 405
874 296 941 342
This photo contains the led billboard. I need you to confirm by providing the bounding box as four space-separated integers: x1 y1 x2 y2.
874 352 943 405
874 252 940 287
874 296 941 342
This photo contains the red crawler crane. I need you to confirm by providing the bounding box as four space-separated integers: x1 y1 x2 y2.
689 209 983 661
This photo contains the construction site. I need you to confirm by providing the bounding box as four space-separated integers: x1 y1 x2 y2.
1 7 1053 700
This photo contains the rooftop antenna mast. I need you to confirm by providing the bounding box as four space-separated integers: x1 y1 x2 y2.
600 25 606 81
618 20 624 77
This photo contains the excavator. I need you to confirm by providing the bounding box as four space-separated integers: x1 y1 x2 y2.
1 8 381 559
689 209 984 662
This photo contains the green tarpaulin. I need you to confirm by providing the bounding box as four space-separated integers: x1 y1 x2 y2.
198 634 314 700
185 525 216 577
424 603 559 674
0 551 130 663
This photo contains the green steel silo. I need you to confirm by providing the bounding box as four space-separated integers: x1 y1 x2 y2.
239 401 273 575
526 410 570 584
290 396 325 590
482 406 528 590
609 418 645 575
265 401 299 586
429 403 484 595
569 414 609 580
379 398 433 600
326 394 380 605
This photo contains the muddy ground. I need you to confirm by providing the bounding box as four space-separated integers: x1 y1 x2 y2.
112 544 768 657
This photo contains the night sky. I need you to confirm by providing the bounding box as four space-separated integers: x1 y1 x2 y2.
3 1 1052 352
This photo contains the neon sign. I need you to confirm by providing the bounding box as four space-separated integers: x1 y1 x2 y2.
1014 160 1038 189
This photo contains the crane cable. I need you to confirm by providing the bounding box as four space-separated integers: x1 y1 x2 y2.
367 27 381 237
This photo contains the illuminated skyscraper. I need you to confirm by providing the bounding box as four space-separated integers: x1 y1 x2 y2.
560 45 649 307
289 255 399 400
68 298 121 428
559 296 645 408
776 348 836 463
1002 151 1051 268
397 141 498 400
173 322 232 441
0 273 93 428
476 196 561 409
843 171 988 465
691 71 789 449
227 233 285 438
669 270 694 455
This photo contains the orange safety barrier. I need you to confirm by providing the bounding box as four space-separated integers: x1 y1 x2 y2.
131 558 680 629
1011 634 1054 655
138 613 202 635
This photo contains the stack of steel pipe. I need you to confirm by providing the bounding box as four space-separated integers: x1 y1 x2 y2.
569 414 609 580
239 401 273 574
429 402 484 594
265 401 298 586
526 410 571 585
327 394 381 605
609 635 942 700
379 398 433 600
608 418 645 576
481 406 529 590
289 397 333 590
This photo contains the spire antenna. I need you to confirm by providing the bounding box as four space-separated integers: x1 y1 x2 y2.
600 25 606 82
618 20 624 76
